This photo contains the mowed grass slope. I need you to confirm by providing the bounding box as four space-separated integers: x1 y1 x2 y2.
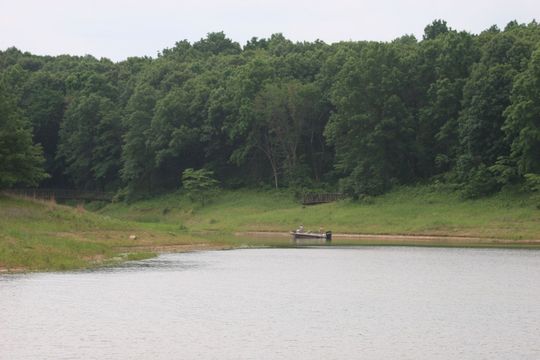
99 186 540 240
0 195 218 272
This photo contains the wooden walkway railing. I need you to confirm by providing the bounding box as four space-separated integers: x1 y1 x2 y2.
5 188 114 202
302 192 344 205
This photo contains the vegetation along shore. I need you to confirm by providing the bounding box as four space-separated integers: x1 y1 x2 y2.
2 20 540 272
2 184 540 272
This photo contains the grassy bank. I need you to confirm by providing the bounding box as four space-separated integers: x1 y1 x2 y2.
2 185 539 272
99 186 540 240
0 195 230 272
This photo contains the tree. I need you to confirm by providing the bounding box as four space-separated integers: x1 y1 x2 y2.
250 82 288 189
57 94 122 190
230 80 325 189
503 48 540 175
415 30 479 177
456 26 540 185
19 71 66 186
121 84 158 193
325 42 416 196
423 20 450 40
456 63 514 192
149 81 207 189
193 32 241 56
0 81 47 188
3 23 540 198
182 168 219 206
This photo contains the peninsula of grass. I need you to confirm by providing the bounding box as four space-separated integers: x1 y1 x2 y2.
2 185 540 272
0 195 230 272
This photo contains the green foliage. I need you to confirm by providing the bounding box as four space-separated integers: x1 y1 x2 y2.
455 24 540 189
523 173 540 192
423 19 450 40
120 84 157 194
460 164 499 199
416 30 479 177
193 32 241 55
1 21 540 199
488 156 518 186
504 48 540 175
19 71 65 183
57 94 122 189
522 173 540 208
326 42 416 196
182 168 219 206
0 80 48 188
458 63 514 172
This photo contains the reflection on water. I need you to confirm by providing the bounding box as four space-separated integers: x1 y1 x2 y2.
1 247 540 360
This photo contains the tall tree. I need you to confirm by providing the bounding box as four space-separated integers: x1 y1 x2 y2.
19 71 65 185
325 42 416 196
504 48 540 175
121 84 158 193
57 94 122 190
423 19 450 40
193 32 241 56
415 30 479 177
0 81 47 188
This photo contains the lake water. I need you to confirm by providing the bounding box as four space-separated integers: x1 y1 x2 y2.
1 247 540 359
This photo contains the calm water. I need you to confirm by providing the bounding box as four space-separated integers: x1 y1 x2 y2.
1 247 540 359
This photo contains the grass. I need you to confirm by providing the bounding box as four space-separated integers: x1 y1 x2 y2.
126 252 157 261
2 185 539 272
99 186 540 240
0 195 228 272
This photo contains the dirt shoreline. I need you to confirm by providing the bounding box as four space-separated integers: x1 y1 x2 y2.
112 243 234 253
235 231 540 244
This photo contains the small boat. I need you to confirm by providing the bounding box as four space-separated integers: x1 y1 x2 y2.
291 230 332 241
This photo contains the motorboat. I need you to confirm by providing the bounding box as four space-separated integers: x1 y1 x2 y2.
290 230 332 241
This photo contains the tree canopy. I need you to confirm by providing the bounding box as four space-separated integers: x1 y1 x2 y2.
1 22 540 198
0 79 47 188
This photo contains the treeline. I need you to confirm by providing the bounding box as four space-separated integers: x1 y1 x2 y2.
1 20 540 199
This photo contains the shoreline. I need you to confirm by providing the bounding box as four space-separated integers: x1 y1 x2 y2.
236 231 540 244
0 243 234 274
112 243 235 254
3 231 539 275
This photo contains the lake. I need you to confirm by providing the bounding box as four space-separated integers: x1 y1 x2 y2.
1 247 539 359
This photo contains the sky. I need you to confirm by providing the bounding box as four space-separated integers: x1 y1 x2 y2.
1 0 539 61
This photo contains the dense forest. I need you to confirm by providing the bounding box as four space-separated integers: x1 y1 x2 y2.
1 20 540 200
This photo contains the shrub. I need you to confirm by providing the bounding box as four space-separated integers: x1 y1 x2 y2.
461 165 499 199
181 168 219 206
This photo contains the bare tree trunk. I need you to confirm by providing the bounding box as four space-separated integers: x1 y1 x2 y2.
272 162 279 189
258 142 279 189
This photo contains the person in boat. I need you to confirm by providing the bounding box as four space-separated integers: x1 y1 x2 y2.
296 224 305 233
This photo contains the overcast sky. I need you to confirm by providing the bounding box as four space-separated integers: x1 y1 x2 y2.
1 0 538 61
